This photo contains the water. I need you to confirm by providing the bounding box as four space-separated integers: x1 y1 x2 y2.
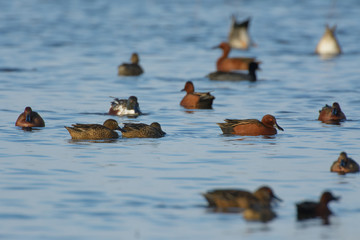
1 0 360 239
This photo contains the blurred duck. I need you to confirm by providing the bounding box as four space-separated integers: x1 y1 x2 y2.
207 61 259 81
15 106 45 128
217 114 283 136
65 119 122 140
121 122 166 138
315 25 341 56
214 42 260 72
330 152 359 174
108 96 142 116
180 81 215 109
318 102 346 123
296 191 340 221
118 53 144 76
203 186 282 210
228 16 253 50
243 205 277 222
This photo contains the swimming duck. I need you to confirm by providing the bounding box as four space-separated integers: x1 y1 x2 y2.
64 119 122 140
108 96 142 116
318 102 346 123
118 53 144 76
121 122 166 138
228 16 252 50
203 186 282 210
180 81 215 109
330 152 359 174
243 205 277 222
217 114 283 136
315 25 341 56
15 106 45 128
296 191 340 221
214 42 260 72
207 61 259 81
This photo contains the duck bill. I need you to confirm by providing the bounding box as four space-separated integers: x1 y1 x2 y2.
275 123 284 131
212 45 220 49
272 194 283 202
181 88 185 92
332 196 340 201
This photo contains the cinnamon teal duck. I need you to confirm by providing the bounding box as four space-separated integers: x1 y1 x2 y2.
217 114 283 136
180 81 215 109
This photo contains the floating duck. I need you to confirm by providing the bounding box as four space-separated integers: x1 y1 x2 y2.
15 106 45 128
318 102 346 124
228 16 252 50
214 42 259 72
64 119 122 140
330 152 359 174
203 186 282 210
118 53 144 76
108 96 142 116
315 25 341 56
121 122 166 138
296 191 340 221
207 61 259 81
217 114 283 136
243 205 277 222
180 81 215 109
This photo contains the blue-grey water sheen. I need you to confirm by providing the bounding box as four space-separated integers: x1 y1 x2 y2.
1 0 360 239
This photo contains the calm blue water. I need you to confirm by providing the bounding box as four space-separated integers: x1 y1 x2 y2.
1 0 360 239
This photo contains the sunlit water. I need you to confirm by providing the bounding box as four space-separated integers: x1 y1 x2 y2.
1 0 360 239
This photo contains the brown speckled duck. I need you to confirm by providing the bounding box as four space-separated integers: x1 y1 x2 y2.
118 53 144 76
330 152 359 174
203 186 282 210
121 122 166 138
65 119 122 140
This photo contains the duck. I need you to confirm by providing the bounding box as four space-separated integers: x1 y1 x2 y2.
118 53 144 76
180 81 215 109
108 96 142 116
207 61 259 81
296 191 340 221
315 25 341 56
203 186 282 210
217 114 283 136
15 106 45 128
330 152 359 174
228 16 252 50
318 102 346 123
214 42 260 72
243 205 277 222
121 122 166 138
64 119 122 140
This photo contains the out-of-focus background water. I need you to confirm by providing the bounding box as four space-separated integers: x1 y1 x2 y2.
1 0 360 239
